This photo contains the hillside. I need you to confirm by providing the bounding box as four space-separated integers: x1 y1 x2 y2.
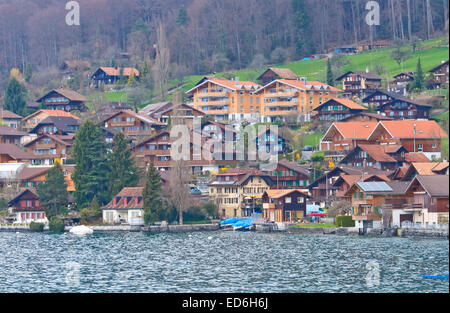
182 36 449 92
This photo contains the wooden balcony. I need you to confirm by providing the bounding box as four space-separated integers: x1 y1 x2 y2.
265 92 297 98
200 100 229 106
109 121 136 127
199 92 228 97
265 101 298 107
352 214 381 221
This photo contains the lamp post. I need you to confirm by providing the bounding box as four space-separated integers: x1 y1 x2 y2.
413 123 417 153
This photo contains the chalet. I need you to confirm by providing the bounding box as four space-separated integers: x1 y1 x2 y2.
320 121 378 154
0 126 26 145
21 109 79 132
393 72 414 86
256 127 287 155
36 88 88 112
29 116 80 136
333 173 390 200
24 134 73 165
313 98 367 121
262 189 310 223
140 102 205 127
427 60 449 89
257 68 299 86
339 144 408 171
346 181 409 231
95 102 132 122
253 79 343 122
377 97 431 120
336 70 382 98
357 40 391 51
91 67 140 88
8 188 46 224
15 165 75 192
0 143 33 163
261 159 310 189
208 169 274 218
187 76 261 122
400 162 449 181
0 110 22 128
101 110 165 143
101 187 144 224
131 129 239 174
341 112 393 123
362 90 405 108
401 175 449 227
367 120 448 160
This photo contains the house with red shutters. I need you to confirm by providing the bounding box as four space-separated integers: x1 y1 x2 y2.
8 188 46 224
101 187 144 224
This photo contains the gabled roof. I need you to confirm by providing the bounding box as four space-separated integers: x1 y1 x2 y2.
16 167 51 181
254 79 342 94
263 189 309 199
186 77 261 94
100 110 165 126
102 187 144 210
277 159 310 177
341 144 397 163
393 71 414 79
37 88 88 102
407 175 449 197
24 134 73 148
0 143 34 160
0 109 22 119
362 90 405 103
97 67 140 77
22 109 80 122
336 70 382 81
314 98 367 111
409 162 449 176
379 97 432 109
257 68 299 80
8 188 38 206
322 121 378 141
368 120 448 140
0 126 26 136
341 112 394 122
428 60 449 73
404 153 430 163
29 116 80 134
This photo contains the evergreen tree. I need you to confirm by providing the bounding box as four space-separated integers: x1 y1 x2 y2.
4 77 27 116
413 57 424 91
143 163 164 224
128 71 135 85
141 60 149 77
72 120 109 209
36 163 69 219
326 58 334 86
176 6 189 26
24 64 33 83
291 0 314 58
107 132 139 200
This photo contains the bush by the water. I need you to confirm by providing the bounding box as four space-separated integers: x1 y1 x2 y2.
49 217 65 233
29 221 44 232
335 215 355 227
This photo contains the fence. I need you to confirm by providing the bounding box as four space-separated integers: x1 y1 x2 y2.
400 221 449 231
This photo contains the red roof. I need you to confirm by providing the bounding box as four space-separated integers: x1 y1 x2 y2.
374 120 448 139
324 121 378 140
99 67 140 77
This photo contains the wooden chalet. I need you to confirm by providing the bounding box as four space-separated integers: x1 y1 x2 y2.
362 90 405 108
91 67 140 87
28 116 80 136
260 159 310 189
427 60 449 89
0 110 22 129
8 188 46 224
0 126 26 145
377 97 431 120
257 68 299 85
21 109 79 132
341 112 393 123
336 70 382 98
393 72 414 86
262 189 310 223
23 134 73 165
36 88 88 112
339 144 408 171
313 98 367 121
15 165 75 192
357 40 391 51
0 143 33 163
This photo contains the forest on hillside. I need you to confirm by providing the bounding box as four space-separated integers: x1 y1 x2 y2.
0 0 448 86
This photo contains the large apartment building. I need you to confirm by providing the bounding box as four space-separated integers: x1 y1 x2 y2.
253 79 343 122
187 76 261 122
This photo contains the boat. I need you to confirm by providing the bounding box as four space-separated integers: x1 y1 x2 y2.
69 225 94 235
231 218 253 231
422 275 449 279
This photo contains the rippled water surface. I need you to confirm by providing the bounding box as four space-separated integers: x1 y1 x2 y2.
0 231 448 293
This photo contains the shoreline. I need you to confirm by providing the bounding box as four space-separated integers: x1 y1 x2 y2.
0 223 448 239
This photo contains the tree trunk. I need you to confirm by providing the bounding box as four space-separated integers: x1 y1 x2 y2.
407 0 412 40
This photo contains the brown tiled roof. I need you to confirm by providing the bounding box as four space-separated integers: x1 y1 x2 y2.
411 175 449 197
0 126 26 136
99 67 140 77
101 109 164 126
376 120 448 139
410 162 449 175
404 153 429 163
0 110 22 119
16 167 50 180
0 143 33 160
265 68 299 80
102 187 144 210
336 70 382 81
8 188 38 206
383 145 404 153
326 122 378 139
278 159 310 177
37 89 88 102
264 189 308 199
24 134 73 148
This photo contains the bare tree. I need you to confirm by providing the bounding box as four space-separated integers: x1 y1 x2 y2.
169 159 191 225
153 22 170 101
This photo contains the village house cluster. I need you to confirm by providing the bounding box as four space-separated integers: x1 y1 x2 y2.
0 60 448 230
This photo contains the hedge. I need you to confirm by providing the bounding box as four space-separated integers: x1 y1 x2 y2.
49 217 65 233
29 221 44 232
335 215 355 227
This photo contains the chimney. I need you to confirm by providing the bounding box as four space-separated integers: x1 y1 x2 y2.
235 77 239 84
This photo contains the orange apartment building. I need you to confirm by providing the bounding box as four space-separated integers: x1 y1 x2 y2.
187 76 261 122
253 79 343 122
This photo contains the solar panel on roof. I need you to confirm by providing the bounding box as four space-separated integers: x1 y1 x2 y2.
357 181 392 192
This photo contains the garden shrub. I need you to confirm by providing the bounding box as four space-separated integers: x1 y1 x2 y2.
29 221 44 232
49 217 65 233
335 215 355 227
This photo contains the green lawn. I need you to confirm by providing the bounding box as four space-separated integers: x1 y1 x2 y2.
432 111 449 122
87 91 128 103
291 223 335 228
442 138 449 159
304 133 323 147
182 36 449 91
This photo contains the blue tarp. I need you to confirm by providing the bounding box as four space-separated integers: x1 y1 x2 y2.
231 218 253 229
302 57 311 61
219 218 242 226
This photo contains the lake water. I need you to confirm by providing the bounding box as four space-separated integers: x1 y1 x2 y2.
0 231 448 293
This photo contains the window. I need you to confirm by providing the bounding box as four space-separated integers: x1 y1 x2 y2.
297 197 304 203
418 144 423 152
285 197 291 204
